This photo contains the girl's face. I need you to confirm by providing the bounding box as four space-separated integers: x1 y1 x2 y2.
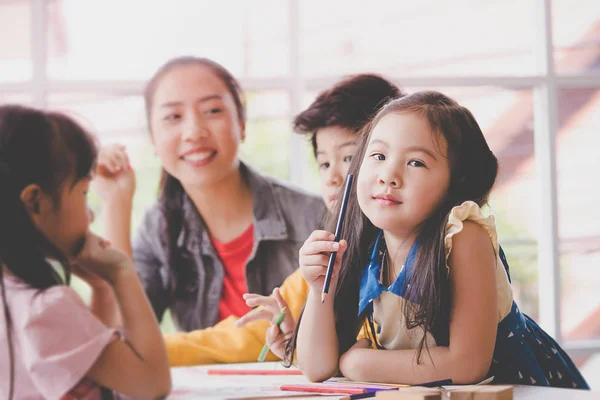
357 112 451 238
149 64 244 188
315 126 358 211
38 177 93 257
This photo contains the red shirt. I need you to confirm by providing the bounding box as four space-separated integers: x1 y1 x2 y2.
211 224 254 321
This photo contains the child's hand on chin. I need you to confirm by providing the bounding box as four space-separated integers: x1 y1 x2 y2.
70 232 132 285
339 338 371 381
70 261 111 291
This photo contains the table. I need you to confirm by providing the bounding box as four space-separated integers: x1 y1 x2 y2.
169 362 598 399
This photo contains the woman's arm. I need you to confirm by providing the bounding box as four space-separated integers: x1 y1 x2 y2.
92 144 136 258
101 196 134 258
340 222 498 384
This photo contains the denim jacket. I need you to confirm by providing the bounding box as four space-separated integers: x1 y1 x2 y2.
132 163 326 331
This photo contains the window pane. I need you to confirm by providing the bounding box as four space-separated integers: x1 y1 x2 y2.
47 0 289 80
0 0 32 82
0 93 32 106
301 0 536 78
246 90 290 119
241 119 292 181
557 89 600 342
242 90 291 180
553 1 600 74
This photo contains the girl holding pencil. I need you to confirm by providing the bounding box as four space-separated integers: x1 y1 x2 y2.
234 75 403 361
289 92 589 390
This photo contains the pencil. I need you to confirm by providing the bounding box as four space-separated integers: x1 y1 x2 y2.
413 378 453 387
207 369 302 375
341 392 380 400
257 306 287 362
322 173 354 303
280 384 366 394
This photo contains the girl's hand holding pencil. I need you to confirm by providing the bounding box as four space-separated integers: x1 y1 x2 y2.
300 173 353 301
298 231 348 293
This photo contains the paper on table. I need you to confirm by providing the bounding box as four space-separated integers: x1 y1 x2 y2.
170 362 319 399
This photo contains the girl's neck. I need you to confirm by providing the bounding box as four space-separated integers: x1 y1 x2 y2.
182 167 254 243
383 230 419 277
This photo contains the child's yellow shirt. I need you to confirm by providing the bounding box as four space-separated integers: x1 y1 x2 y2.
165 269 309 366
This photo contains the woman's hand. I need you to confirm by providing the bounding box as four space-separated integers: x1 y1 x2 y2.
92 143 136 204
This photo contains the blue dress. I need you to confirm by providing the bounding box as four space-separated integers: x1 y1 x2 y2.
358 203 589 390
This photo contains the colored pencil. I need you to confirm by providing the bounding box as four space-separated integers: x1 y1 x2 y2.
207 368 302 376
280 384 366 395
322 173 354 303
257 306 287 362
413 378 453 387
342 392 379 400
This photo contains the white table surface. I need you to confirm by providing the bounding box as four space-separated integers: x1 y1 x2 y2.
169 362 599 400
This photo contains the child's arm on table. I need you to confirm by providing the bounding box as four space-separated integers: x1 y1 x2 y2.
340 222 497 385
92 144 135 258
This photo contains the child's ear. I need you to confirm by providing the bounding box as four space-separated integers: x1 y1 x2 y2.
20 184 51 223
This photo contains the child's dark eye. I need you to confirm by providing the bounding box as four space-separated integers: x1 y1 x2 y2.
319 162 330 170
371 153 385 161
164 114 181 121
408 160 426 167
343 155 353 163
205 108 223 115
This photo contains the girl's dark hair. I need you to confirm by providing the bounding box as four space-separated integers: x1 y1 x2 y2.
143 57 246 308
0 105 98 399
284 91 498 366
293 74 403 156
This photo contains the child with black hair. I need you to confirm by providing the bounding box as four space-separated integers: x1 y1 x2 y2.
0 105 170 399
291 92 589 390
